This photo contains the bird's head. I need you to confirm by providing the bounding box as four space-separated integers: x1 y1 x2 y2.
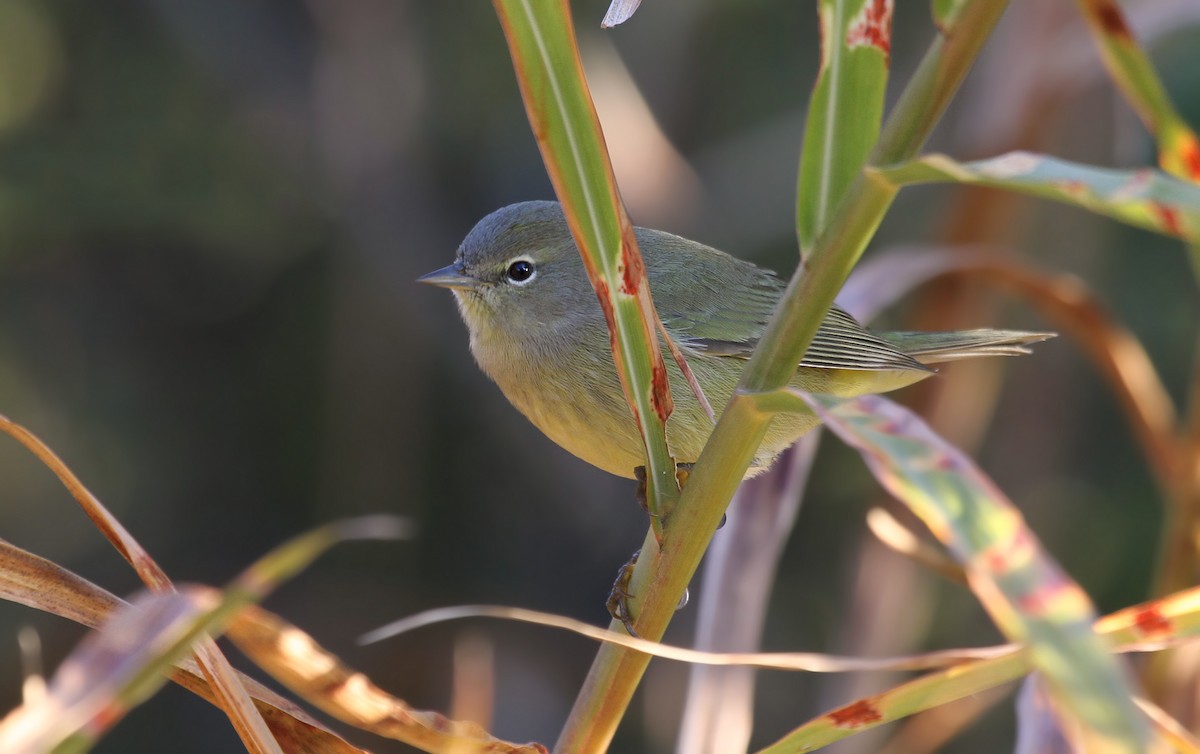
419 201 601 345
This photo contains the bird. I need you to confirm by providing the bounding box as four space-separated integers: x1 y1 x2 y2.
420 201 1052 479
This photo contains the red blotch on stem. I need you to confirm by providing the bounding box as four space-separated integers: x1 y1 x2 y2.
934 451 964 472
619 223 645 296
598 278 640 425
1014 567 1073 615
1017 592 1046 614
91 703 125 735
1178 133 1200 181
1151 202 1183 237
828 699 883 728
650 360 671 424
595 281 622 371
1055 179 1089 198
595 278 615 329
846 0 893 65
1133 605 1173 638
1086 0 1132 40
981 526 1036 575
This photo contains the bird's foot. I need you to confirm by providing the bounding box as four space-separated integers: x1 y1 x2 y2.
674 462 693 490
606 549 641 636
606 549 691 636
667 463 726 529
613 463 704 633
633 462 697 516
633 466 652 515
634 463 724 528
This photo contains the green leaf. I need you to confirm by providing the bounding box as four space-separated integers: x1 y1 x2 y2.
797 0 892 251
492 0 680 525
801 394 1148 751
874 152 1200 241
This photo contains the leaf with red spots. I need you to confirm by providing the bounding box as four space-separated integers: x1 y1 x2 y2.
492 0 684 530
1096 588 1200 645
797 393 1147 751
1164 128 1200 185
828 699 883 728
1131 606 1173 638
845 0 892 60
796 0 893 251
763 584 1200 752
875 152 1200 242
1074 0 1200 184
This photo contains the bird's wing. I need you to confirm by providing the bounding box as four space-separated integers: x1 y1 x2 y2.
639 227 928 373
797 307 930 372
640 229 782 351
685 303 928 372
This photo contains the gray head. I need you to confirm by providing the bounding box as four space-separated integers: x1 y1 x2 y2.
418 201 602 343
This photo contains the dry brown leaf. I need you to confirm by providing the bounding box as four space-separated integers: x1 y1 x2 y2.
228 607 548 754
363 604 1014 673
0 538 369 753
0 414 283 754
865 507 968 585
0 589 220 753
1 417 528 754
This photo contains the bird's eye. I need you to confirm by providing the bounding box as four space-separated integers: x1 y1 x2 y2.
505 258 536 284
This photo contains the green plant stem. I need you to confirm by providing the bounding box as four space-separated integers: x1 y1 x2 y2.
492 0 680 534
554 3 1011 751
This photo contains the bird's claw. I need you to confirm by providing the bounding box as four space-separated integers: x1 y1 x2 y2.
607 549 641 636
634 466 651 515
633 462 696 518
605 549 692 636
674 462 693 490
612 463 700 634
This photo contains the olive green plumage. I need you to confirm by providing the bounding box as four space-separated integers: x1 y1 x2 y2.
421 201 1051 479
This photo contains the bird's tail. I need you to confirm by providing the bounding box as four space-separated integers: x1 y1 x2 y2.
883 329 1056 365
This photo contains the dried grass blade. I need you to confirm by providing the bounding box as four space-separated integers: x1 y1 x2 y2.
0 415 282 754
0 537 371 753
229 607 547 754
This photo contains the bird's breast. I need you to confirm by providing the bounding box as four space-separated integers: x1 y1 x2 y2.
469 327 647 477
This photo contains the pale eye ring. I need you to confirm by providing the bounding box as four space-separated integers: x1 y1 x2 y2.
505 257 536 285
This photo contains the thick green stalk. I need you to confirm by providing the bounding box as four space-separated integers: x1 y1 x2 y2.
796 0 892 252
554 3 1011 751
492 0 680 532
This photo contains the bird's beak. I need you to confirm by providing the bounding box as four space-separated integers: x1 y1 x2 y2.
417 262 477 290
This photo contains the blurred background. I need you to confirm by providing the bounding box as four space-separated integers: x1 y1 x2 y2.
0 0 1197 751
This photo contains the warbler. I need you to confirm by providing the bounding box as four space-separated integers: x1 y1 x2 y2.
420 201 1050 479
